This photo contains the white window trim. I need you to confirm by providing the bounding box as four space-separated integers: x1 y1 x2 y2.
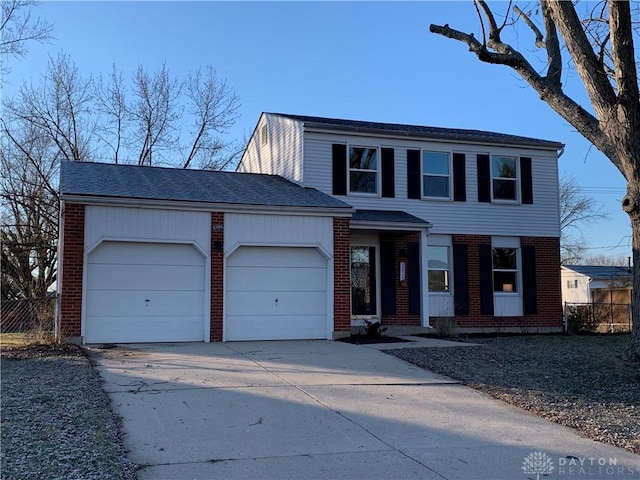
490 155 520 204
347 145 380 197
427 235 453 296
422 150 452 201
491 236 521 295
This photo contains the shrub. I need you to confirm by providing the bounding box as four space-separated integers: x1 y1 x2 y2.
567 306 599 334
434 317 456 338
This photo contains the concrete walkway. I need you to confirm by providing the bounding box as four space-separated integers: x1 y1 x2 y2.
89 340 640 480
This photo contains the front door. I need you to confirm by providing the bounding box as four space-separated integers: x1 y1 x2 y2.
350 246 377 317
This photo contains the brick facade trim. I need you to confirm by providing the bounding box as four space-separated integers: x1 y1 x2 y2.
333 217 351 333
59 203 85 339
210 212 224 341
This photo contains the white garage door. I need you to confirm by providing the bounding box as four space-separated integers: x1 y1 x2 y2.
225 246 328 341
85 242 205 343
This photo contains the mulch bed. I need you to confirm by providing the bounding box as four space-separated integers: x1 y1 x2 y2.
338 334 412 345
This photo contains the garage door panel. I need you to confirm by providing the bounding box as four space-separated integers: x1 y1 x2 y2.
89 242 203 266
85 241 206 343
86 290 204 317
85 316 203 344
225 246 329 341
226 247 325 268
226 266 326 292
87 264 204 291
226 291 326 316
225 315 327 341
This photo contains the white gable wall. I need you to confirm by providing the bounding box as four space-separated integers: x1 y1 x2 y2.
237 113 304 183
560 268 591 304
303 131 561 238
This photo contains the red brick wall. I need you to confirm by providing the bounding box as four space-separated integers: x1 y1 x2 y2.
210 213 224 341
449 235 563 329
381 233 421 326
333 217 351 332
59 203 85 338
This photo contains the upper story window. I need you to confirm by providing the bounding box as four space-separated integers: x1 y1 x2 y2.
567 279 578 289
349 146 378 194
492 156 518 201
428 245 450 292
493 247 518 293
422 151 450 199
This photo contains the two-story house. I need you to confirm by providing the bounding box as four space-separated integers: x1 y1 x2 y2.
238 113 564 334
56 113 563 344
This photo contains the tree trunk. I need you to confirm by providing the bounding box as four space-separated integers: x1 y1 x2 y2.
622 185 640 360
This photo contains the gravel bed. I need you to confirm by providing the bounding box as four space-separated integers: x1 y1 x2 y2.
386 334 640 454
1 344 137 480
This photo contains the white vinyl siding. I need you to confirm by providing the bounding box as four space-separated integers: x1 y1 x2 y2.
237 113 304 183
84 206 211 255
560 268 592 304
303 132 560 238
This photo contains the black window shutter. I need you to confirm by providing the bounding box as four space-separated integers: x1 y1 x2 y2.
520 157 533 204
477 154 491 203
522 245 538 314
332 144 347 196
407 242 421 315
407 149 421 199
478 244 494 315
453 243 469 315
380 242 396 315
453 153 466 202
381 148 395 198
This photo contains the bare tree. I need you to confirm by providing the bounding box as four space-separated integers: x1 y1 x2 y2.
130 64 181 166
5 53 96 162
182 66 240 169
430 1 640 358
560 175 607 264
1 121 59 300
583 254 631 267
2 51 242 300
0 0 52 76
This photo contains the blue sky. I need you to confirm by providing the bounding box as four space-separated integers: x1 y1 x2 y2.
3 1 631 260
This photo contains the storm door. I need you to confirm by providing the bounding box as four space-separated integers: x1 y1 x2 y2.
350 246 378 317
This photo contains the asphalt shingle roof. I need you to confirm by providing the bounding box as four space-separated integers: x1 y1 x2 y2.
60 161 351 210
564 265 633 280
271 113 564 150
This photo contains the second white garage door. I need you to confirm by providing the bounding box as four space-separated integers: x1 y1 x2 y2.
225 246 328 341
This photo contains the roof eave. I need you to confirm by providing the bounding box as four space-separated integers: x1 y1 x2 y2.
302 123 564 151
350 219 432 231
60 194 354 217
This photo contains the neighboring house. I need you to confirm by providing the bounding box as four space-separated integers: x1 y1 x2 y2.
561 265 632 306
238 113 564 334
57 113 565 344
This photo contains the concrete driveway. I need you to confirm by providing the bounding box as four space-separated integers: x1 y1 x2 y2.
89 340 640 480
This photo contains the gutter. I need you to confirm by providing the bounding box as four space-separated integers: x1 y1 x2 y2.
60 194 355 218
